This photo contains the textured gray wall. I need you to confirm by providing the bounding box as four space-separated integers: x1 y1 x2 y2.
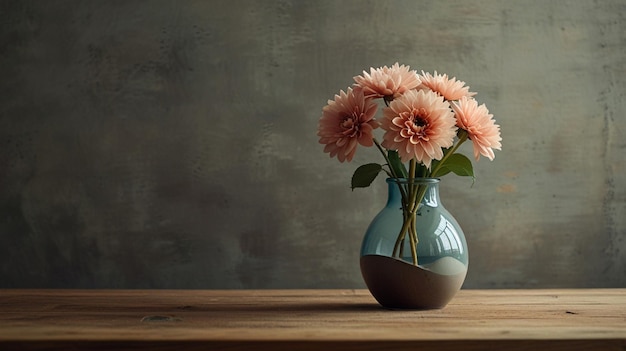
1 0 624 289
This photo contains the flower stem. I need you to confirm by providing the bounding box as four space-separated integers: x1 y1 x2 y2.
393 209 412 256
408 215 418 265
390 160 420 265
374 137 408 201
373 138 397 177
430 129 469 177
409 215 418 266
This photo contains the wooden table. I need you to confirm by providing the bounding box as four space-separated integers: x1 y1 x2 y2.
1 289 625 350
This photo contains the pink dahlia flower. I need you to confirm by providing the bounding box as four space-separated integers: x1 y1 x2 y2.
418 71 476 101
451 96 502 161
353 62 421 102
380 89 457 168
318 87 379 163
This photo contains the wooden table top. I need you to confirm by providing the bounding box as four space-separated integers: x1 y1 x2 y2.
1 289 625 350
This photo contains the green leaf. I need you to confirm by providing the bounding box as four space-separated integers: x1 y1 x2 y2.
351 163 383 190
432 153 475 180
387 151 408 178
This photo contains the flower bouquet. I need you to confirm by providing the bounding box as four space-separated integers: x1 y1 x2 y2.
317 63 501 267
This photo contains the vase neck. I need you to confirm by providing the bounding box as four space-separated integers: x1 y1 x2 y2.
386 178 440 208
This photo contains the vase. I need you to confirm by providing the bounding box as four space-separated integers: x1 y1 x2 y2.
360 178 468 309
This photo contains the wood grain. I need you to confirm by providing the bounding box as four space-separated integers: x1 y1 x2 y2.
1 289 625 350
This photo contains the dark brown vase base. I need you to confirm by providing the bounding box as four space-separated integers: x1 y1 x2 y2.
360 254 467 310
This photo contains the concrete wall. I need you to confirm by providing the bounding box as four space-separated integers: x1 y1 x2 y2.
1 0 624 288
